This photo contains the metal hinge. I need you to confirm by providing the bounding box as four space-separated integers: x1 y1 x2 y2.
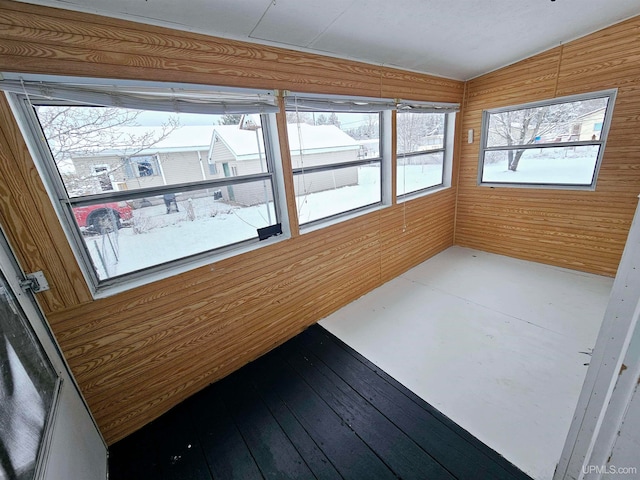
19 270 50 293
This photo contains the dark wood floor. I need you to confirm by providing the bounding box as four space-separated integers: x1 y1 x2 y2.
109 324 532 480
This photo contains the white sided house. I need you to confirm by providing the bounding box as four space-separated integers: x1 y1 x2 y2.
71 122 362 206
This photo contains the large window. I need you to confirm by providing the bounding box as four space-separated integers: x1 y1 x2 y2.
397 110 454 196
478 90 616 188
4 76 281 290
285 94 394 226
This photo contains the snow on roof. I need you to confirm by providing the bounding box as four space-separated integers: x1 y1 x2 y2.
129 125 215 150
287 123 360 152
75 123 359 159
77 125 216 157
212 123 360 160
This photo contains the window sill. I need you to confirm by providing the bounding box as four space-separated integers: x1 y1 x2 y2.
477 181 596 191
397 184 450 203
91 232 290 299
299 203 390 235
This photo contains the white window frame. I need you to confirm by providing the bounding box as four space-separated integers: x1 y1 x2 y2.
477 89 617 190
3 74 288 297
396 109 456 200
284 93 395 229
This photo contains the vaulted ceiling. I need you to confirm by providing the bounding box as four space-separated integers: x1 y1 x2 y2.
15 0 640 80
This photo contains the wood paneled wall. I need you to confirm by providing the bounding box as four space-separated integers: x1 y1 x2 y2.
0 0 463 443
455 17 640 277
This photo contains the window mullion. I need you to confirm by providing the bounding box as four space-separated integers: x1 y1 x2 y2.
67 172 275 207
292 158 381 175
485 140 605 152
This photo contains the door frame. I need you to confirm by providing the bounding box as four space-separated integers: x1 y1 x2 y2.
0 225 107 478
555 196 640 479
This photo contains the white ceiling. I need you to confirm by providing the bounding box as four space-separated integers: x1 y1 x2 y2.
16 0 640 80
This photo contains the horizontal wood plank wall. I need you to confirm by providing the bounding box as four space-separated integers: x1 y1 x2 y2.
0 0 463 443
455 16 640 277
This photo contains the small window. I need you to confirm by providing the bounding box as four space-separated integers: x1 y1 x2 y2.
91 164 113 192
397 112 448 196
478 90 616 188
285 94 393 226
5 76 281 291
125 155 159 179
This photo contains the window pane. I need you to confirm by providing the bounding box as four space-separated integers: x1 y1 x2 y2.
481 145 600 185
397 152 444 195
73 181 276 279
287 112 380 165
294 163 381 225
397 112 445 154
33 106 269 197
486 97 609 148
286 110 382 224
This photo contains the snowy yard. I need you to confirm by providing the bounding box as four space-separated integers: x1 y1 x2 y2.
397 164 443 195
482 147 599 185
84 164 447 280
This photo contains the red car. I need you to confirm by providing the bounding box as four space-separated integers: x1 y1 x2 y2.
73 202 133 233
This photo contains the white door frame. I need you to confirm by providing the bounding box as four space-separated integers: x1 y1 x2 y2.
0 227 107 480
555 195 640 480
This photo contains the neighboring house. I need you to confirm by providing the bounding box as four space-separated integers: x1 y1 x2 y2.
71 125 216 197
569 107 606 141
71 123 362 206
211 123 362 203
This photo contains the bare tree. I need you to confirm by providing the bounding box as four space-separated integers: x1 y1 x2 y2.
396 112 443 154
314 112 341 127
35 105 179 194
347 114 379 140
286 111 314 124
218 114 242 125
488 97 608 171
488 107 553 171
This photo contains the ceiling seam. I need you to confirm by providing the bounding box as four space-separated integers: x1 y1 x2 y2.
248 0 276 39
306 0 357 47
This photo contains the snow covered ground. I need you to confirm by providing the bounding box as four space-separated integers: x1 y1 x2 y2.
397 164 442 195
86 197 274 279
482 148 599 185
296 165 380 224
84 164 446 279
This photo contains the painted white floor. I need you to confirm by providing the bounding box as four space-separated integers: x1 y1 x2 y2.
319 246 614 480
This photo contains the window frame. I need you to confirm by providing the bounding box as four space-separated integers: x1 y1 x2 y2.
396 110 456 199
125 155 160 179
5 76 286 295
284 93 395 229
477 89 617 190
290 113 385 228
